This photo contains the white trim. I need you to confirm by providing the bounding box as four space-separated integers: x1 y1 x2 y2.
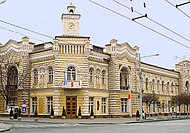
142 67 179 79
30 54 55 60
64 62 80 72
0 46 22 55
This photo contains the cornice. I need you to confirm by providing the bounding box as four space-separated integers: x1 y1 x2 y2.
142 67 179 79
88 55 104 63
30 55 55 63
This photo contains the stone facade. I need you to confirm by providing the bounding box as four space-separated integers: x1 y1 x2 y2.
0 3 189 118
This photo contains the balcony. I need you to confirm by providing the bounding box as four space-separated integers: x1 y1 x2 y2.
63 81 81 88
120 86 129 90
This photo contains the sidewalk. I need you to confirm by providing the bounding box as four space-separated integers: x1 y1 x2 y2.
0 115 189 124
0 115 189 132
0 123 12 132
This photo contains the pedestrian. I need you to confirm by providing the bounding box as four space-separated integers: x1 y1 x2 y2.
136 110 140 121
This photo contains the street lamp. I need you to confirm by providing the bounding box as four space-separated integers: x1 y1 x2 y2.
139 53 159 121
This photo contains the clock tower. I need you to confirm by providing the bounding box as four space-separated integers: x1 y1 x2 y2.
61 3 81 36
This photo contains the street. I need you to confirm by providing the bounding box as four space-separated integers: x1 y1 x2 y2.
5 119 190 133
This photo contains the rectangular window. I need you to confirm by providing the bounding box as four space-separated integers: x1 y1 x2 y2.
34 70 38 85
32 97 37 114
48 68 53 83
121 98 127 113
102 98 106 114
89 69 93 83
89 97 94 113
47 97 53 114
8 98 17 106
162 101 165 112
168 101 171 112
153 102 156 112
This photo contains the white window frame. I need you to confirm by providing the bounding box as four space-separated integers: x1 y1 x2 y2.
34 69 38 85
67 66 76 81
48 67 53 83
121 98 127 113
89 97 94 113
102 98 106 114
31 97 37 114
47 96 53 114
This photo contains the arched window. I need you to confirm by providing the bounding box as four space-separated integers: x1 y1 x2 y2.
145 78 149 90
162 81 164 92
120 67 129 90
166 82 170 94
89 68 94 83
175 83 178 95
7 66 18 86
67 66 76 81
185 81 189 93
157 80 160 93
102 70 106 85
152 79 155 91
48 67 53 83
34 69 38 85
171 82 174 94
40 68 45 84
96 69 100 85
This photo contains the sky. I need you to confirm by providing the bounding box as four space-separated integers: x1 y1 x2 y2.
0 0 190 69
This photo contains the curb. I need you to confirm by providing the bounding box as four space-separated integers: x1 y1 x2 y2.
0 124 13 132
0 117 190 125
77 117 190 125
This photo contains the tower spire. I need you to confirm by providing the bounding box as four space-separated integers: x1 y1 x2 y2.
62 3 81 36
67 2 76 14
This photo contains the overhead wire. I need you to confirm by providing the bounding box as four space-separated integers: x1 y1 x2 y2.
0 19 53 39
113 0 190 44
89 0 190 50
165 0 190 20
0 26 46 42
0 19 71 44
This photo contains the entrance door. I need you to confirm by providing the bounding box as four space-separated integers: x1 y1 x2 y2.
66 96 77 118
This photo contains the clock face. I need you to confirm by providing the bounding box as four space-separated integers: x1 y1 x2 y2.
68 22 75 30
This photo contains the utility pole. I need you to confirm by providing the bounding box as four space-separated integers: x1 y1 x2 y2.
139 53 159 121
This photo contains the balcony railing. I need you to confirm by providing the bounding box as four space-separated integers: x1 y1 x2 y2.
63 81 81 88
120 86 129 90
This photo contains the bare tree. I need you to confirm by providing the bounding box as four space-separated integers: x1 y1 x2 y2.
180 93 190 116
0 51 30 112
0 52 17 110
171 93 190 116
142 91 159 118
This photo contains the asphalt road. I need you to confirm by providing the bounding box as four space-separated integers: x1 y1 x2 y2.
6 119 190 133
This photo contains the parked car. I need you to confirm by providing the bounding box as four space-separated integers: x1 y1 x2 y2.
7 106 19 119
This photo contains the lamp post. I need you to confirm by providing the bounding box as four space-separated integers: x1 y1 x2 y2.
139 53 159 121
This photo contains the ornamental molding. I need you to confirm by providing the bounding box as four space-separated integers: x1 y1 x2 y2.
142 67 179 79
62 15 80 19
117 52 136 62
0 46 22 56
64 62 80 72
30 55 55 63
88 55 104 63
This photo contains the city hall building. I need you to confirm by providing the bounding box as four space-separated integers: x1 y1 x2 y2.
0 4 189 118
